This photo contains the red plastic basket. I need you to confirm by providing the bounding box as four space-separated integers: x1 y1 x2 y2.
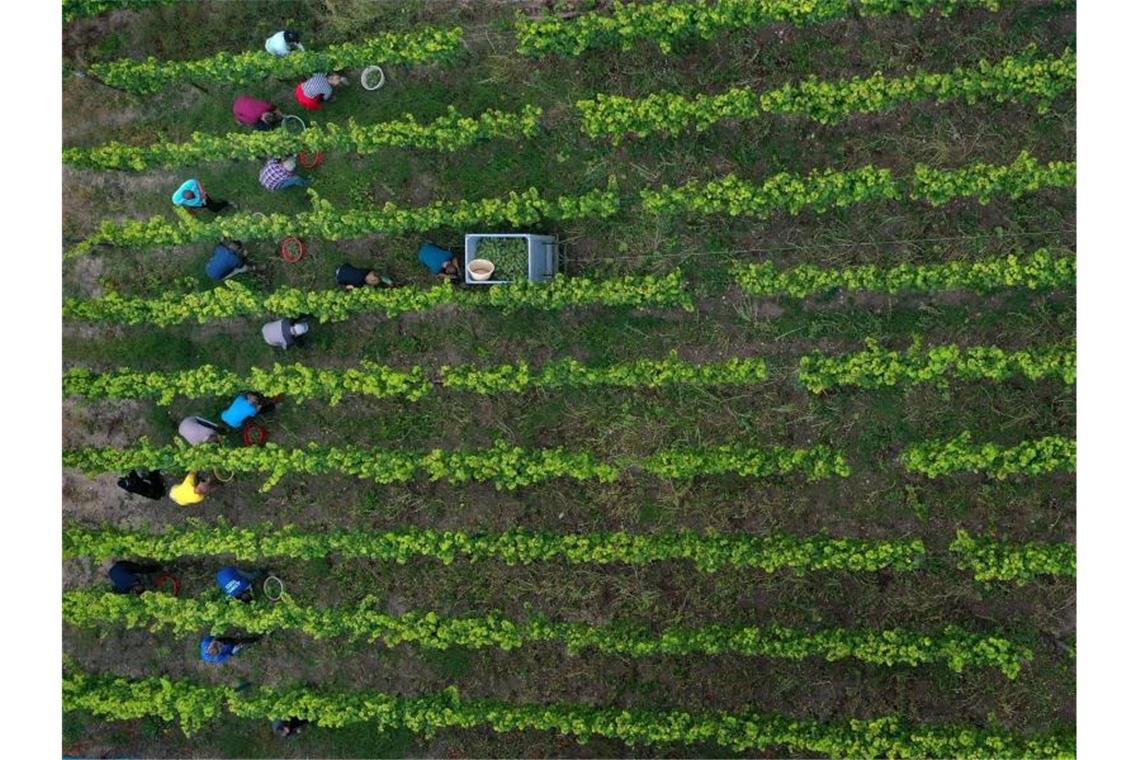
280 236 306 263
242 422 269 447
298 151 325 169
154 575 182 596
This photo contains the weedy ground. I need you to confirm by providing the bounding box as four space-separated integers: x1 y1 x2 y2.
62 1 1074 757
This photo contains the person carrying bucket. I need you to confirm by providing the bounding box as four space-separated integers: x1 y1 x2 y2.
295 72 346 111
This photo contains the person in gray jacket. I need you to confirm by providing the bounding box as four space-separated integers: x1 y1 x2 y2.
262 318 310 350
178 416 224 445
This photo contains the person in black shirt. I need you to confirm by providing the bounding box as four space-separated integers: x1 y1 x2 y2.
117 469 165 500
272 717 308 737
335 263 393 289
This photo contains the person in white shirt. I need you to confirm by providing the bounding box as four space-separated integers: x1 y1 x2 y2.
265 29 302 56
262 318 309 349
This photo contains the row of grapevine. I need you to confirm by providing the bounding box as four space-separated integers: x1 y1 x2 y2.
579 47 1074 142
86 27 463 94
62 591 1032 677
901 433 1076 479
798 340 1075 392
734 248 1075 298
950 530 1076 585
640 152 1073 218
63 106 544 171
63 521 925 575
69 153 1073 255
64 249 1074 327
67 185 620 256
63 440 852 492
63 0 179 24
62 273 693 326
63 670 1076 756
62 354 770 405
514 0 1017 57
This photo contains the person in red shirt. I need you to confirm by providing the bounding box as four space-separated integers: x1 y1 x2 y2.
233 95 282 131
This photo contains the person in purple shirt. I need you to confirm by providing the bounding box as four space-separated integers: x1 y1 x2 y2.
172 178 230 213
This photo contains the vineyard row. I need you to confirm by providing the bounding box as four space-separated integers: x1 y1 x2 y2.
64 248 1075 327
62 342 1074 406
62 591 1031 677
62 523 1075 584
578 47 1074 142
67 152 1074 255
66 49 1073 171
63 670 1076 756
63 440 852 492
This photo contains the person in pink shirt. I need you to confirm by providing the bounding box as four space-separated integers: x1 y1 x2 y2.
233 95 282 131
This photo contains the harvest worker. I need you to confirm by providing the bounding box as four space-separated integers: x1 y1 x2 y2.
418 242 462 284
265 29 302 56
335 262 392 289
294 72 346 111
116 469 165 500
259 157 310 192
233 95 282 131
200 634 261 664
169 471 214 506
272 718 308 738
217 566 258 603
107 560 162 594
220 391 277 429
171 178 230 213
262 318 309 350
178 416 224 446
205 239 251 282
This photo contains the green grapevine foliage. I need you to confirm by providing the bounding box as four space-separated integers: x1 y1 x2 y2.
63 0 179 24
950 530 1076 585
87 27 463 94
67 186 619 255
798 340 1075 392
63 106 543 171
63 354 768 405
63 273 693 326
63 591 1032 677
901 433 1076 479
578 48 1074 142
63 670 1076 755
63 521 923 575
63 440 849 492
910 151 1075 206
734 248 1076 298
515 0 1012 58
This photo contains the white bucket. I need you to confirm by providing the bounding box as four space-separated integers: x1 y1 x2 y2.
467 258 495 281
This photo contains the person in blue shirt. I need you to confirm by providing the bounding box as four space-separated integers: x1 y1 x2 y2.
172 178 230 213
107 560 162 594
219 392 276 429
216 566 258 603
200 635 261 663
206 240 251 282
418 242 461 284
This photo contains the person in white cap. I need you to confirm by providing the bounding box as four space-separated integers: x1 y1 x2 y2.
262 318 310 350
259 156 310 192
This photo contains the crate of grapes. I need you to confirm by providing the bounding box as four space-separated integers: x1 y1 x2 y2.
463 233 558 285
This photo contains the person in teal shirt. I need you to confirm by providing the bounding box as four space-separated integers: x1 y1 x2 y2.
172 178 230 213
220 392 276 428
418 242 461 284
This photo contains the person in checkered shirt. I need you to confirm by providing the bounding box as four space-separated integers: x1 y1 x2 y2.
259 157 310 192
295 72 346 111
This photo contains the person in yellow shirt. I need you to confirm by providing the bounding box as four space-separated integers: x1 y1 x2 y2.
169 471 214 506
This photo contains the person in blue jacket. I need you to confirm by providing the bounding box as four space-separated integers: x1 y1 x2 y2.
217 566 258 603
206 239 251 282
418 242 461 284
219 392 276 429
107 560 162 594
200 635 260 663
